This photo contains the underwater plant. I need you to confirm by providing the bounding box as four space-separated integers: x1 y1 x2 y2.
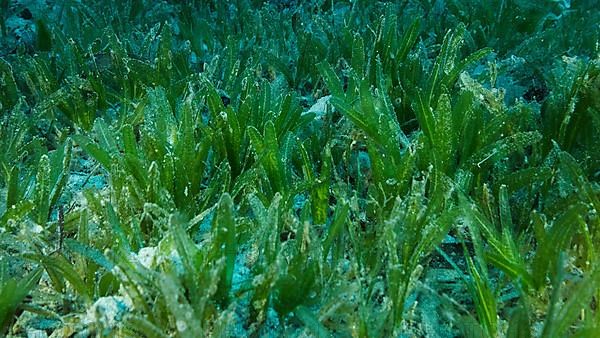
0 0 599 337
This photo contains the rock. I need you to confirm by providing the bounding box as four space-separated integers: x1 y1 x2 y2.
82 296 131 330
27 329 48 338
304 95 333 119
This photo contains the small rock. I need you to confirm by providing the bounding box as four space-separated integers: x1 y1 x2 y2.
137 246 158 269
26 329 47 338
304 95 333 119
82 296 131 330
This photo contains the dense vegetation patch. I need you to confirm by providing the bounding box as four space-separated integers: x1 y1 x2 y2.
1 0 599 336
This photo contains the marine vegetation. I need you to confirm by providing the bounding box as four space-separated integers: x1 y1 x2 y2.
1 0 600 337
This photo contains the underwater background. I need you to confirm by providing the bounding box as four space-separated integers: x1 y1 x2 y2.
1 0 600 337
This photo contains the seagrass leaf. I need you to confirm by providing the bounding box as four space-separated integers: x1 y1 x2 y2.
34 155 51 224
65 238 115 271
72 134 112 169
317 61 345 99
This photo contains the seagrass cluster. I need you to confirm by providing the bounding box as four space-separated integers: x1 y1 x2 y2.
1 0 600 337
